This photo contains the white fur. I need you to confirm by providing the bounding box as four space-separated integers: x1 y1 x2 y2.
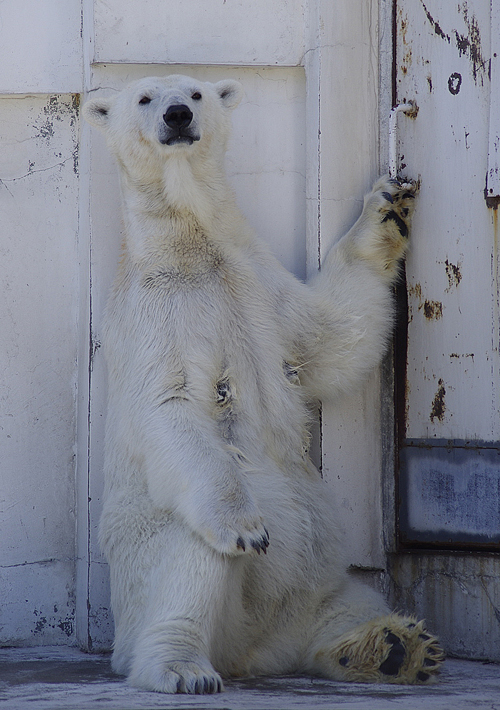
83 75 439 694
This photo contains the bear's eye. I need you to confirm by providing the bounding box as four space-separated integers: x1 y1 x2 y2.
139 96 151 105
191 92 202 101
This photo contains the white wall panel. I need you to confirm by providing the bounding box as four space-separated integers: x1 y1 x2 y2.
305 0 384 569
396 0 498 442
0 1 82 93
93 0 305 66
0 95 79 644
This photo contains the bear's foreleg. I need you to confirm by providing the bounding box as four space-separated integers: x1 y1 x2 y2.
140 399 269 557
299 177 416 401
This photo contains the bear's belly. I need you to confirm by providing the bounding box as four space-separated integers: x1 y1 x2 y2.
107 274 311 470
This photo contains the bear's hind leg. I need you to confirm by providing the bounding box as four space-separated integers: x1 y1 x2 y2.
126 529 245 694
309 613 444 685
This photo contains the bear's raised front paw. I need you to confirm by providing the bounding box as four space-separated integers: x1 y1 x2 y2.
129 660 224 694
356 176 418 279
376 176 417 240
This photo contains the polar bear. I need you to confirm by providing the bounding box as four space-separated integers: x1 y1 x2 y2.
83 74 443 694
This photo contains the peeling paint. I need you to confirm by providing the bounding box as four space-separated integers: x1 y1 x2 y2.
32 607 75 639
448 72 462 94
430 378 446 422
456 3 488 84
445 259 462 290
420 1 450 41
419 0 488 85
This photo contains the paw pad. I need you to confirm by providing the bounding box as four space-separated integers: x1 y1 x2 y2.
377 177 417 239
379 631 406 676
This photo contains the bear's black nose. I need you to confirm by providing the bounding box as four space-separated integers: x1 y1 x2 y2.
163 104 193 129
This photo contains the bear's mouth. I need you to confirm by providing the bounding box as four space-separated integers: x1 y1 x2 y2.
161 132 200 146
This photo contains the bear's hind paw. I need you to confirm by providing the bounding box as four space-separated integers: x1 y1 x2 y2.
316 613 444 685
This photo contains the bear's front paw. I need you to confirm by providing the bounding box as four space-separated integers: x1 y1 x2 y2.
208 520 269 557
356 175 418 280
235 524 270 556
129 659 224 694
193 489 270 557
376 175 417 241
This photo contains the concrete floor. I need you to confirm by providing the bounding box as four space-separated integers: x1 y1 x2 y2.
0 647 499 710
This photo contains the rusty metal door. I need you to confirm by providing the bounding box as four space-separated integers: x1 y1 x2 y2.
395 0 500 549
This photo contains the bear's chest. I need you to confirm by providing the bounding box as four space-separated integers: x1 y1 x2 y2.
106 263 308 460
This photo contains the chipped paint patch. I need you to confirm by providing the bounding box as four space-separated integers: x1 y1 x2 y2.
419 0 488 85
456 2 488 85
430 378 446 422
32 607 75 639
445 259 462 291
420 1 450 41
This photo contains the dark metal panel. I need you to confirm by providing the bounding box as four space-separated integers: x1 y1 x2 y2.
399 440 500 549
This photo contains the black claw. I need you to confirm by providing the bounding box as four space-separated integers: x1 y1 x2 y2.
251 540 261 554
339 656 349 667
419 633 431 641
424 657 438 667
236 537 246 552
382 191 394 203
406 622 416 629
402 191 416 199
417 671 430 682
382 209 408 238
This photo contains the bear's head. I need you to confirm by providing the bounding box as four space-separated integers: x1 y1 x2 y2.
83 74 244 183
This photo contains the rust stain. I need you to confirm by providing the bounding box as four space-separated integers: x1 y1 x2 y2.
430 378 446 423
399 10 412 76
408 282 422 300
445 259 462 291
422 299 443 320
408 283 443 320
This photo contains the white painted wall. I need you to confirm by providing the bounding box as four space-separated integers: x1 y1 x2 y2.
0 95 80 644
1 0 385 649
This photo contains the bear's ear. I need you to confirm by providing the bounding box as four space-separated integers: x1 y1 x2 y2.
214 80 244 110
82 97 113 130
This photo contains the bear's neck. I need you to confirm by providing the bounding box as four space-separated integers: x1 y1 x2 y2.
119 154 243 266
